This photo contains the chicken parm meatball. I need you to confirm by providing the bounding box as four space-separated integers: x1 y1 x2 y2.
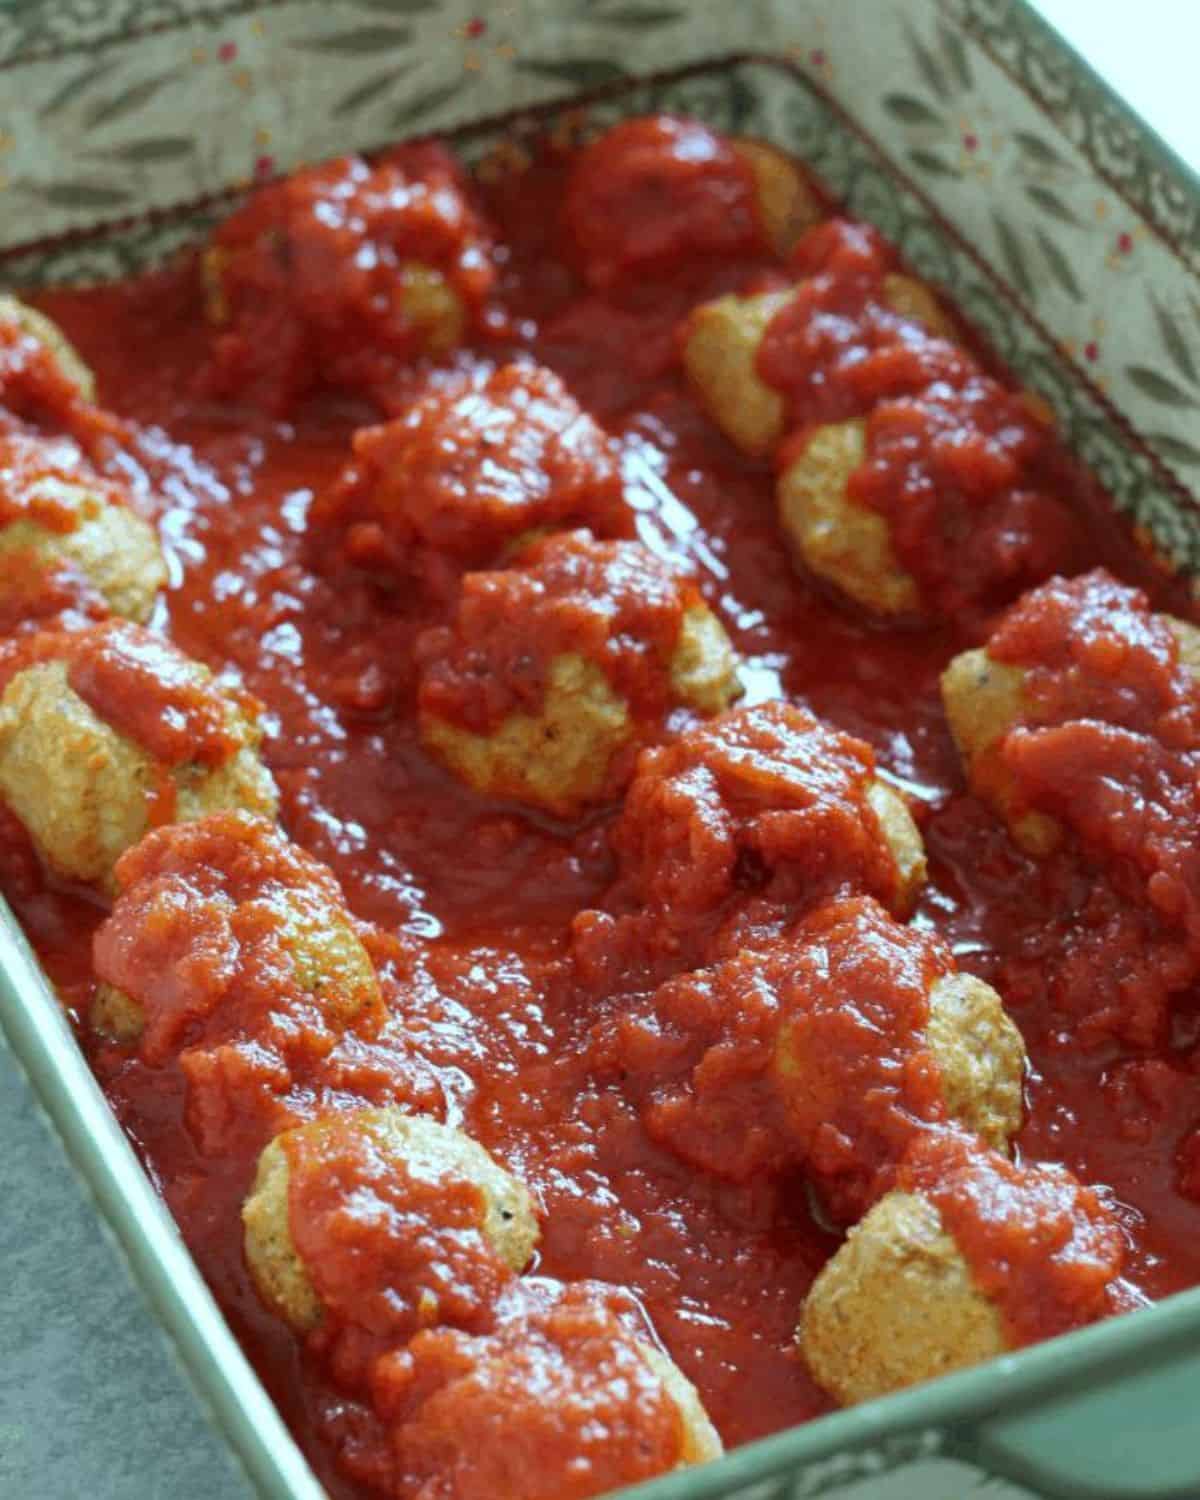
942 569 1200 857
243 1107 538 1344
0 296 125 458
576 700 925 978
605 897 1022 1218
777 417 919 617
201 144 497 413
416 530 740 817
799 1129 1130 1405
0 294 95 405
0 431 166 628
778 373 1079 620
0 621 275 889
313 363 631 593
89 813 432 1156
680 267 954 459
563 115 822 289
754 219 965 429
942 570 1200 1047
369 1278 721 1500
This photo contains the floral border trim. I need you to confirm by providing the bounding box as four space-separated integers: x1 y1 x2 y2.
3 41 1200 588
0 0 300 69
946 0 1200 276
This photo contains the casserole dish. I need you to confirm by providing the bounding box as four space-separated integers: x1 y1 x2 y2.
3 2 1200 1496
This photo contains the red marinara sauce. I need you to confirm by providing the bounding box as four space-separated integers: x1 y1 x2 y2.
900 1128 1128 1346
67 620 247 767
282 1115 516 1386
202 144 498 413
370 1280 691 1500
757 218 974 424
562 115 767 288
416 530 702 733
4 119 1200 1496
312 362 630 594
604 896 953 1219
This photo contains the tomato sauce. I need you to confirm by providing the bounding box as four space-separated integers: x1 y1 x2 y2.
900 1128 1129 1347
600 897 953 1221
758 218 975 424
284 1120 511 1351
67 621 245 767
370 1280 691 1500
5 121 1200 1494
418 530 702 734
204 144 497 415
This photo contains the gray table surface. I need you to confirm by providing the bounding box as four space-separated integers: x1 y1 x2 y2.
0 1025 253 1499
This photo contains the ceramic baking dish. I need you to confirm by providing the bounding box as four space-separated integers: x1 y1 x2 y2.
2 2 1200 1496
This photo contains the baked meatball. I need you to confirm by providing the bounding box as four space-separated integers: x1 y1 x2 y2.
416 530 740 816
731 137 825 256
90 812 429 1157
777 417 919 617
243 1107 538 1337
622 897 1022 1215
0 295 125 463
679 290 793 459
91 810 379 1055
780 374 1078 620
942 569 1200 856
563 115 820 288
800 1187 1006 1404
800 1129 1127 1405
371 1278 721 1500
313 363 631 589
0 622 275 889
0 431 166 625
201 144 496 412
590 701 925 971
680 273 952 459
0 294 95 404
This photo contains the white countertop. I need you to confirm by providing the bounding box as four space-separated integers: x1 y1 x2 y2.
1033 0 1200 168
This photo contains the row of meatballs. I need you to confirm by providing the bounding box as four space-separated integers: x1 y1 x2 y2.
0 284 736 1497
0 299 728 1493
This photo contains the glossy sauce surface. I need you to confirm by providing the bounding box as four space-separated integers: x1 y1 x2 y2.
6 129 1200 1493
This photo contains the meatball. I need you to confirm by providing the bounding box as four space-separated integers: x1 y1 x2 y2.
0 431 166 625
679 290 793 458
680 273 952 459
800 1129 1127 1405
416 531 740 816
922 971 1025 1153
622 897 1022 1214
201 145 496 412
778 367 1081 622
314 363 630 589
0 294 95 404
591 701 925 972
828 377 1077 619
940 643 1060 855
243 1107 538 1337
563 115 820 288
0 622 276 889
92 810 379 1058
799 1187 1006 1405
942 572 1200 857
371 1279 721 1500
89 812 427 1157
730 137 824 256
777 418 919 616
